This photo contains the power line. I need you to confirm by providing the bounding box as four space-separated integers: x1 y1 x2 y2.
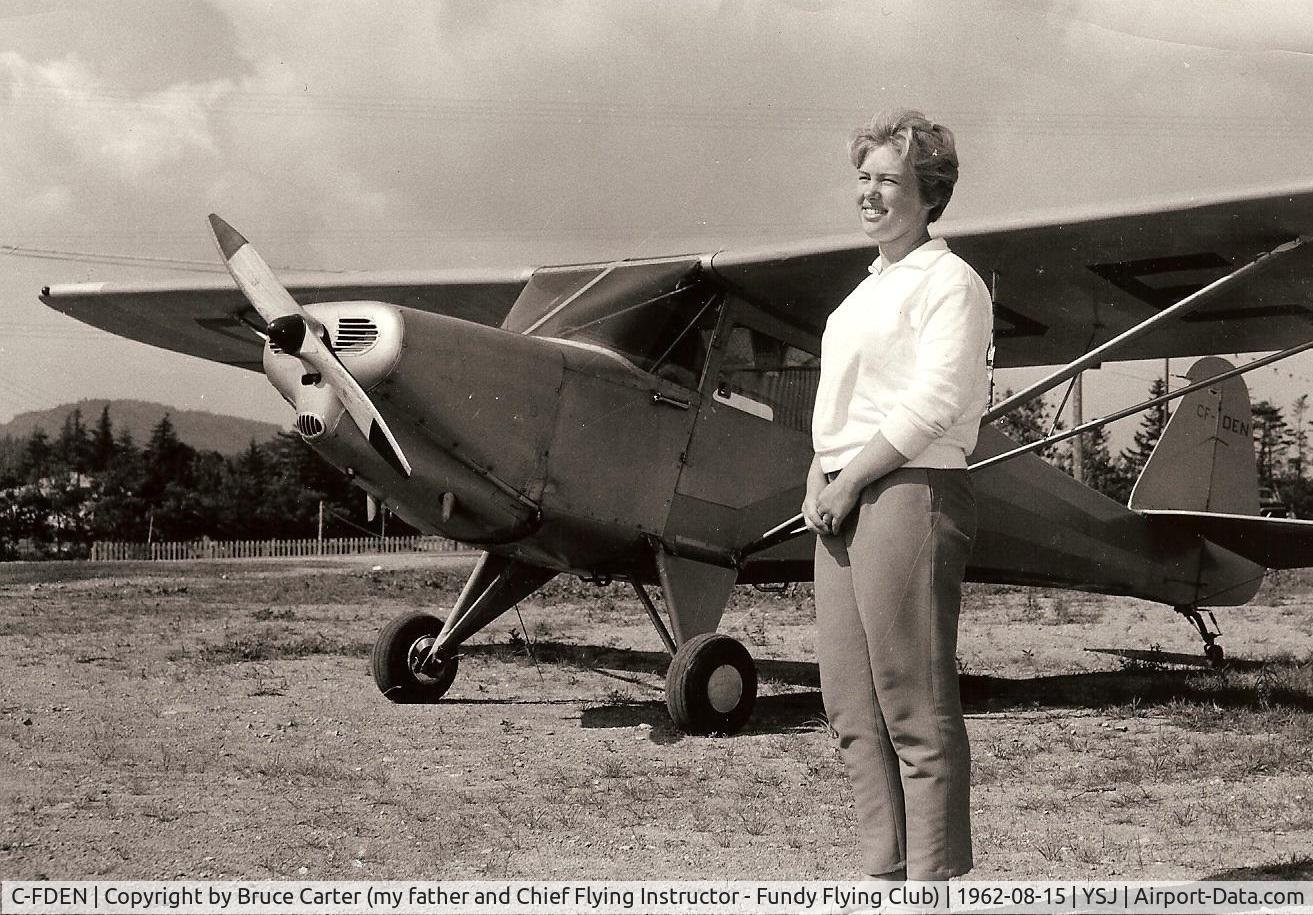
1 244 228 273
4 84 1312 135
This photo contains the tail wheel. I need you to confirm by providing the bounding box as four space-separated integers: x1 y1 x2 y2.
371 612 459 703
665 633 757 735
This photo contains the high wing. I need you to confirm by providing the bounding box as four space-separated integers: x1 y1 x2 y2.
710 181 1313 367
41 269 531 371
40 181 1313 369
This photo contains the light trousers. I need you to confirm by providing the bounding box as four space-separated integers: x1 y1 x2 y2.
814 467 975 880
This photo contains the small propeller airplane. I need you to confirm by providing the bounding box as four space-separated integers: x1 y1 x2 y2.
40 183 1313 734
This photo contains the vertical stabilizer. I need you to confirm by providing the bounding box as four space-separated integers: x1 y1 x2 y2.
1129 357 1259 515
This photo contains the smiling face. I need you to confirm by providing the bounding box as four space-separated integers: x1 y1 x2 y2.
857 142 934 264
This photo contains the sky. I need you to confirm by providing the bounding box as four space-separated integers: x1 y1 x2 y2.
2 0 1312 453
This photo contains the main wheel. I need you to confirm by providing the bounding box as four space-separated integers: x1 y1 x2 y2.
665 633 757 735
371 612 459 703
1205 642 1225 668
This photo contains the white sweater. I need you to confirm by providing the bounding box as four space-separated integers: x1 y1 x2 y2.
812 238 993 472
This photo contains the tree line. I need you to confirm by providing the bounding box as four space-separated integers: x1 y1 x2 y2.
1000 378 1313 515
0 406 397 559
3 380 1310 559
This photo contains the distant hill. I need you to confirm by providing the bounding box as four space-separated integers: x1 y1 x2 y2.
0 400 287 455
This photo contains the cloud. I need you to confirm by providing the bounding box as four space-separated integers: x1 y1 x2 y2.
1053 0 1313 56
0 51 229 181
4 1 1311 268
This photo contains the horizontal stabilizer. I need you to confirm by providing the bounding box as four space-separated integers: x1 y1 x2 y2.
1140 510 1313 569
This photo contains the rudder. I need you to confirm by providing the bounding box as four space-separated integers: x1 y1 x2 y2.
1129 357 1259 515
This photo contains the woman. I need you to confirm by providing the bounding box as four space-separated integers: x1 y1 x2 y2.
802 109 992 881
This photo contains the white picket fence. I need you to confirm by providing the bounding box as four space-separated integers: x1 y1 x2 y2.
90 535 473 561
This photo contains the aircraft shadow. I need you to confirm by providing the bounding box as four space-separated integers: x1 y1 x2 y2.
455 640 1312 743
1206 856 1313 880
1085 646 1267 670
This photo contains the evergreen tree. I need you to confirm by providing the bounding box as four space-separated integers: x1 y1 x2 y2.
180 451 228 540
90 430 147 542
1119 377 1170 486
1075 422 1131 502
45 472 91 557
91 405 116 473
12 484 53 553
995 390 1063 464
0 440 21 558
1252 400 1291 486
1288 394 1309 480
219 442 269 538
0 492 16 559
0 435 21 488
1274 475 1313 520
141 415 195 502
58 408 93 474
20 429 55 483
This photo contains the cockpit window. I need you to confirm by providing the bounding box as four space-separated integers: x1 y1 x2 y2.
716 325 820 432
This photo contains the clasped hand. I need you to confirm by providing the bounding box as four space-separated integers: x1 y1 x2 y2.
802 476 860 537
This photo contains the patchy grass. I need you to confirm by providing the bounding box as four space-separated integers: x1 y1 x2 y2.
0 557 1310 880
172 633 372 664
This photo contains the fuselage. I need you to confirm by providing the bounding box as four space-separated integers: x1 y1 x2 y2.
281 294 1263 610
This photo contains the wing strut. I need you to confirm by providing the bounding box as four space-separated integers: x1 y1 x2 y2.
981 236 1307 425
738 332 1313 560
737 514 811 563
970 338 1313 472
739 235 1309 560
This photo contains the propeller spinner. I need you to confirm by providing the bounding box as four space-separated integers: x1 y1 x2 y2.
208 214 412 478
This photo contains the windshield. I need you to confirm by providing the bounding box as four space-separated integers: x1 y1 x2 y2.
503 259 718 386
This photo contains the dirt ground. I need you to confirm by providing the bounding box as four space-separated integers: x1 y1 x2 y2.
1 554 1310 882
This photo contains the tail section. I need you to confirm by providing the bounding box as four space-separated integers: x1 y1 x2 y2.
1129 356 1259 516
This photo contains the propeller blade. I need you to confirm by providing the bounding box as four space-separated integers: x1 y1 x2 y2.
208 213 412 478
299 329 413 478
208 214 302 325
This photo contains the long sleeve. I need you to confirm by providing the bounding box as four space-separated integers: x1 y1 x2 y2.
878 277 993 461
813 239 993 472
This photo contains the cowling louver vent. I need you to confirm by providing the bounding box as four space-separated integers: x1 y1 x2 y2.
332 317 379 354
270 316 379 355
296 413 326 439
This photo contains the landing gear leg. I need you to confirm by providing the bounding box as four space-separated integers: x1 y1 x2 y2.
1175 605 1225 667
372 552 556 704
634 544 757 735
631 578 758 734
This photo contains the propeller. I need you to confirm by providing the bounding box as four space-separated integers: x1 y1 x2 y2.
208 214 412 478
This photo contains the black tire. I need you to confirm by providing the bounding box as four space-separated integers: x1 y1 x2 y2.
371 612 459 703
1205 643 1225 668
665 633 757 735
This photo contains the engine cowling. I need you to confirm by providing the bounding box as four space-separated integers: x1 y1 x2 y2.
262 301 404 441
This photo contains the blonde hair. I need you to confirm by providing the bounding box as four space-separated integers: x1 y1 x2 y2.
850 108 959 223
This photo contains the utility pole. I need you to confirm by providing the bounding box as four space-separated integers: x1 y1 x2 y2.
317 500 324 555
